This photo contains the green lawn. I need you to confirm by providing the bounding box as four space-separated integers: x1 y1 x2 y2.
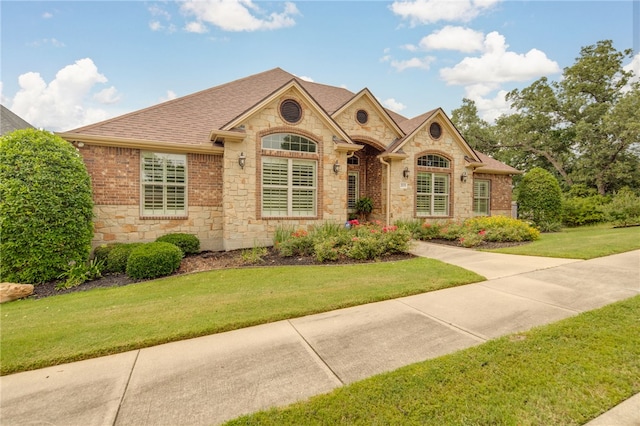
0 258 482 375
226 296 640 425
484 224 640 259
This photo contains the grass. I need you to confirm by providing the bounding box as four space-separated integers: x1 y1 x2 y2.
484 224 640 259
226 296 640 425
0 258 483 375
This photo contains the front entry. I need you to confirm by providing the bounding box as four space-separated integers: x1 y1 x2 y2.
346 143 384 221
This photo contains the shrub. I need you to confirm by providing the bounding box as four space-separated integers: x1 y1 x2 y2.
517 167 563 227
0 129 94 283
93 243 120 265
464 216 540 243
105 243 144 273
56 258 104 290
562 195 609 227
276 229 314 257
125 242 183 280
241 246 268 264
156 233 200 255
603 187 640 226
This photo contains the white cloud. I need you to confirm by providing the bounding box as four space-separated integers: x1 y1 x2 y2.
28 38 66 48
160 90 177 102
93 86 121 104
185 21 209 34
8 58 119 131
391 56 436 72
624 53 640 83
463 83 511 122
419 26 484 53
383 98 407 112
297 76 314 82
440 31 560 85
180 0 299 32
390 0 500 26
149 21 164 31
42 12 53 19
401 44 418 52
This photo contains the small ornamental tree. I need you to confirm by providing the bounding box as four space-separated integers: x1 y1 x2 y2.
517 167 563 228
0 129 94 283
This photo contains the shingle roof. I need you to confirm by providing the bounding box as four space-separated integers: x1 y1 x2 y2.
61 67 519 175
64 68 359 145
474 151 522 174
1 105 34 135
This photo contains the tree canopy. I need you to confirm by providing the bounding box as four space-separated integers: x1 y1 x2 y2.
451 40 640 195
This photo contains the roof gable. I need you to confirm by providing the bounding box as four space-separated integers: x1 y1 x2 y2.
1 105 34 135
331 89 404 140
387 108 480 162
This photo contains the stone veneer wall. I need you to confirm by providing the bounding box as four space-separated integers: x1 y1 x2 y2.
220 89 349 250
388 119 475 223
78 144 224 251
474 172 514 217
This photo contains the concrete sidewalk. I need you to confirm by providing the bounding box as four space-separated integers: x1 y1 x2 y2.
2 244 639 425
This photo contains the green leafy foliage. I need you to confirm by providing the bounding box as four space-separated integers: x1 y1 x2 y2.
125 242 182 280
396 217 540 248
103 243 144 273
517 167 563 228
0 129 94 283
275 221 411 261
156 233 200 256
56 259 104 290
602 187 640 226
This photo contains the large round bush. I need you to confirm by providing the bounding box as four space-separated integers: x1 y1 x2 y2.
125 242 182 280
156 233 200 255
0 129 94 283
517 167 563 228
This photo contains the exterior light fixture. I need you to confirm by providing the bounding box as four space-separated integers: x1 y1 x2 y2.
333 160 340 174
460 170 468 183
238 152 246 169
403 167 410 179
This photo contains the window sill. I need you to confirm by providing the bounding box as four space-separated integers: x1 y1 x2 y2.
140 216 188 220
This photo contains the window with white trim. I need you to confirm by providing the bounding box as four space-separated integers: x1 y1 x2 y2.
262 158 316 217
474 179 490 216
416 173 449 216
141 152 187 216
347 171 359 210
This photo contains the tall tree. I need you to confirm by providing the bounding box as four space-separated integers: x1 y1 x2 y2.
450 98 497 155
557 40 636 194
496 78 576 188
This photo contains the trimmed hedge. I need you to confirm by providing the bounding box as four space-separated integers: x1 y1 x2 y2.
0 129 94 283
105 243 144 273
125 242 183 280
517 167 563 229
156 233 200 255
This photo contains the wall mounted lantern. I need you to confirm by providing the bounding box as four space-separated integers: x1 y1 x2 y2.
403 167 410 179
460 170 468 183
238 152 246 169
333 160 341 175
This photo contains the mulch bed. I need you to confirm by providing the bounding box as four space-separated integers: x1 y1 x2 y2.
29 239 529 300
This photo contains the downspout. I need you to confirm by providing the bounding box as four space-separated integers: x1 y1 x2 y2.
379 156 391 225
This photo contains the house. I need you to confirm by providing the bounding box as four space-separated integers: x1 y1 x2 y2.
59 68 520 251
1 105 34 135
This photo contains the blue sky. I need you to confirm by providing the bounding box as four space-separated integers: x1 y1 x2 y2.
1 1 638 131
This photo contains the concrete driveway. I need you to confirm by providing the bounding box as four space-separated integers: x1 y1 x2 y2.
2 243 638 425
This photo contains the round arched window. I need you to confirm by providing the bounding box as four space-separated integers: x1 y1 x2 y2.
356 109 368 125
429 122 442 139
280 99 302 124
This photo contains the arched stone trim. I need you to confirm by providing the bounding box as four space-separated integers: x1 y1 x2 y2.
350 135 387 152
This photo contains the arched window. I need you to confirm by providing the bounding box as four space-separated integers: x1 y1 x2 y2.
416 153 451 217
262 133 316 153
261 133 317 217
417 154 449 168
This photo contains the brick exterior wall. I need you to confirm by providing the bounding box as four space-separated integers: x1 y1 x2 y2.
77 144 224 250
474 173 514 217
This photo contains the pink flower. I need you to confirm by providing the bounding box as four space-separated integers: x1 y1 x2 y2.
478 229 486 236
349 219 360 226
352 237 359 242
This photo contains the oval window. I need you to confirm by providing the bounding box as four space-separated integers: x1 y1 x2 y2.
429 122 442 139
356 109 368 125
280 99 302 124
